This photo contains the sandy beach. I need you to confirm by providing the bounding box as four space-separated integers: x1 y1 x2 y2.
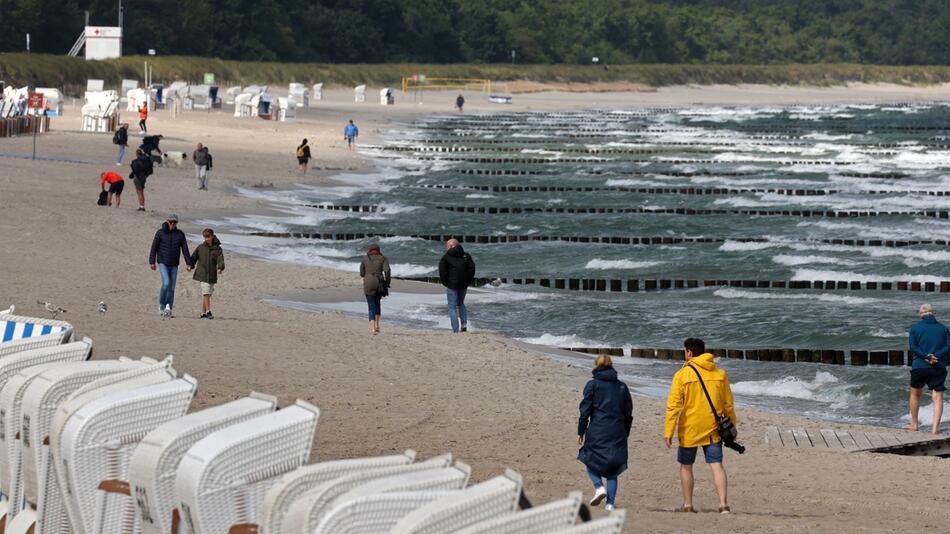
2 83 949 532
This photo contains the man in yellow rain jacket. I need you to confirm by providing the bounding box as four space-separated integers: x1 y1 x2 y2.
664 338 737 514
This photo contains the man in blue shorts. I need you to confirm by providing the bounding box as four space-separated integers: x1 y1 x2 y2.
665 338 736 514
908 303 948 434
344 120 359 151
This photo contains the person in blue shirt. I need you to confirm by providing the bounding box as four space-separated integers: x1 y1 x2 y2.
344 120 359 151
907 303 948 434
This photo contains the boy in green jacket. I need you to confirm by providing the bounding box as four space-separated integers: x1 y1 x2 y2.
190 228 225 319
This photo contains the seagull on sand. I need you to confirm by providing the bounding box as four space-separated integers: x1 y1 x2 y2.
37 301 67 319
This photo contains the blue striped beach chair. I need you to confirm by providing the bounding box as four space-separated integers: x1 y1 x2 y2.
0 314 73 348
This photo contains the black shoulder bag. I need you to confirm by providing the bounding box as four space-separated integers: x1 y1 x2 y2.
686 364 739 445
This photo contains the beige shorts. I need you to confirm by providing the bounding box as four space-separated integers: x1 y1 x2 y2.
200 282 214 295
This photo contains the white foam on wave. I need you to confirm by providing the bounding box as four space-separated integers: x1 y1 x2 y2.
517 333 606 348
465 194 496 199
391 263 434 277
585 259 665 270
791 269 950 283
772 254 857 266
719 241 780 252
714 287 878 305
732 371 868 404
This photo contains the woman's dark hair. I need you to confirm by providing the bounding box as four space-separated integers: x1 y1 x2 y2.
684 338 705 356
300 138 307 145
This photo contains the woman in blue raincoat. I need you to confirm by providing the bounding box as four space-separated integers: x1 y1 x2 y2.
577 354 633 511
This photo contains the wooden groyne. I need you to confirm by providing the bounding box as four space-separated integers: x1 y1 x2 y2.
558 346 910 367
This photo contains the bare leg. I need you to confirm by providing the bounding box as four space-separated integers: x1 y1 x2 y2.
932 390 944 434
114 193 120 207
909 387 922 431
202 295 211 314
106 192 113 206
136 188 145 209
710 462 729 508
679 464 694 508
375 314 381 333
369 318 376 333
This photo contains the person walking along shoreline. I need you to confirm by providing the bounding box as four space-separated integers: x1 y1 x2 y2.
148 213 193 318
577 354 632 512
360 245 391 334
194 143 212 190
908 303 948 434
190 228 225 319
296 138 311 174
665 338 736 514
438 238 475 333
113 123 129 165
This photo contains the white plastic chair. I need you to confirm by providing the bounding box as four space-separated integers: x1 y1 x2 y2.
455 491 583 534
57 376 197 534
390 469 524 534
10 359 145 532
33 358 177 534
280 454 454 534
175 400 320 534
261 450 416 534
128 392 278 534
312 491 458 534
0 338 93 524
313 463 472 534
549 510 626 534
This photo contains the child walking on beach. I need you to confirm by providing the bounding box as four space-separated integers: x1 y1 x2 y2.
190 228 225 319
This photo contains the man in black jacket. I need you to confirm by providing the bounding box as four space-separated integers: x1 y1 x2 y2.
130 148 153 211
438 238 476 332
149 213 193 318
113 123 129 166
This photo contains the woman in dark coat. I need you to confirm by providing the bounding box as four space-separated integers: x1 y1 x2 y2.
359 245 390 334
577 354 633 511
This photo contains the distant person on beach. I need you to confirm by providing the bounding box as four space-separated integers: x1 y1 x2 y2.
438 238 476 333
344 120 359 151
140 134 163 157
130 148 154 211
577 354 632 512
456 93 465 113
360 245 391 335
190 228 225 319
193 143 212 190
99 171 124 207
138 104 148 134
907 303 948 434
148 213 193 318
113 123 129 165
665 338 736 514
296 138 311 174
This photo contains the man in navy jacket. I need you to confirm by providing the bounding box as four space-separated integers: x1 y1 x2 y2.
907 303 949 434
149 213 193 317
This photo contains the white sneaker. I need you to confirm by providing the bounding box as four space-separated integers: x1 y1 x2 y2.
605 504 616 512
589 486 607 507
162 304 172 319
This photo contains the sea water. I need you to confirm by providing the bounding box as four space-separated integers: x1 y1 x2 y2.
206 104 950 429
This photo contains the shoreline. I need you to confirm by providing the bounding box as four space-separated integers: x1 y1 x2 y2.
3 86 950 530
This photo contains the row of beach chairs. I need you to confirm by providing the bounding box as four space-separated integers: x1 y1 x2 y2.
0 306 626 533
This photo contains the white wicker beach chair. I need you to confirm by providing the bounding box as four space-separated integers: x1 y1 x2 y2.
0 315 73 346
455 491 583 534
312 463 472 534
0 338 93 524
33 358 177 534
128 392 279 534
312 491 459 534
261 450 417 534
0 306 13 315
56 375 197 534
9 359 146 534
549 510 626 534
175 400 320 534
390 469 524 534
280 454 454 534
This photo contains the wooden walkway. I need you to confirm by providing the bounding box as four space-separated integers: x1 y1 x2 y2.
764 426 947 453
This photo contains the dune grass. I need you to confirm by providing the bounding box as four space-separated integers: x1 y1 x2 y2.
4 54 950 95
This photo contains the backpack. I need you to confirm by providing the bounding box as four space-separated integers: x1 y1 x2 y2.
112 130 121 144
296 145 306 158
97 190 108 206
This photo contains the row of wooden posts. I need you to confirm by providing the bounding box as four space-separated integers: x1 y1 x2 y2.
414 137 950 150
413 184 942 196
449 168 906 179
395 276 950 293
562 346 911 366
415 155 849 166
0 115 49 138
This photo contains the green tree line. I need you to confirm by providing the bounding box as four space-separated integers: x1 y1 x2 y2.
4 0 950 65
